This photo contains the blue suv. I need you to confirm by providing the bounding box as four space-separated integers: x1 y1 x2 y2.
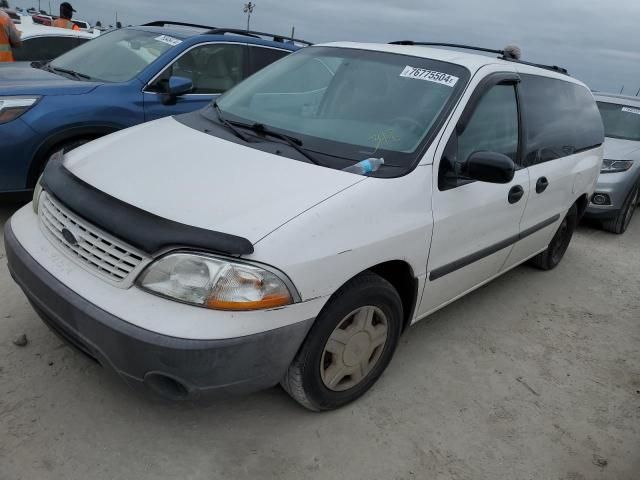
0 21 308 199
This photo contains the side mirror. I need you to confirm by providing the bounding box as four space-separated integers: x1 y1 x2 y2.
161 76 193 105
168 76 193 96
464 151 515 184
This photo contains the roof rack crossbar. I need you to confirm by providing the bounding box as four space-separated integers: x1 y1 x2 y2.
142 21 217 30
389 41 504 55
389 41 569 76
204 28 313 46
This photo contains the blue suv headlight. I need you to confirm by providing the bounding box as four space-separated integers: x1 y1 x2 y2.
0 96 41 124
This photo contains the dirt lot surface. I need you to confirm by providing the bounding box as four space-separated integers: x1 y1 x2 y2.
1 204 639 480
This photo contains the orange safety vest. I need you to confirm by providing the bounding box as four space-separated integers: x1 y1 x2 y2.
53 18 80 30
0 12 15 62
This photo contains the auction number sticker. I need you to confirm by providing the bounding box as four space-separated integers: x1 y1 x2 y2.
155 35 182 46
621 106 640 116
400 66 459 87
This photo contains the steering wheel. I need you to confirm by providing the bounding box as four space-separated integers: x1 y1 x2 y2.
389 116 424 135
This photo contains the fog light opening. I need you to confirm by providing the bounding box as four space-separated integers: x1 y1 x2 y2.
144 373 190 400
592 193 610 206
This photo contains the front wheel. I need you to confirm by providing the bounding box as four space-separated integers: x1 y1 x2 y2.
529 204 578 271
281 272 403 411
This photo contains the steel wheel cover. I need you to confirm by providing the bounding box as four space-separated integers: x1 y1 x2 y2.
320 306 389 392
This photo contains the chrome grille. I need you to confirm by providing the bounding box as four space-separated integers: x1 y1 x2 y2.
39 192 149 287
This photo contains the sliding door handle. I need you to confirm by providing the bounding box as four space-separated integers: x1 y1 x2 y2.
536 177 549 194
508 185 525 204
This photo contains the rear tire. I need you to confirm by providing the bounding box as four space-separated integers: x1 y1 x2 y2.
602 183 640 235
281 272 403 411
529 204 578 271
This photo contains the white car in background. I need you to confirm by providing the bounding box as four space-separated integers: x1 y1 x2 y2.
14 18 96 62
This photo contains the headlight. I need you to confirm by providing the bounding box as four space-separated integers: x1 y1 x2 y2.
0 96 40 124
601 159 634 174
137 252 297 311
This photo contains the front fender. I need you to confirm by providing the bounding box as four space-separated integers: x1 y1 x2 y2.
250 165 434 302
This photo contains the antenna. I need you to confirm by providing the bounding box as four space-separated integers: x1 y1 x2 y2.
243 2 255 31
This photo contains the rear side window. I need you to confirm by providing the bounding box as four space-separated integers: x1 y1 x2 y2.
13 36 85 62
248 46 289 75
519 74 604 166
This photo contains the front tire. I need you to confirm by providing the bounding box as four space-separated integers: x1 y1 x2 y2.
529 204 578 271
281 272 403 411
602 182 639 235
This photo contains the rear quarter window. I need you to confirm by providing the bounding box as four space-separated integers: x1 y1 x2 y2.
519 74 604 165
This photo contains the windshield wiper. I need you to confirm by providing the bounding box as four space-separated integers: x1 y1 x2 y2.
232 121 323 166
212 102 250 143
50 66 92 81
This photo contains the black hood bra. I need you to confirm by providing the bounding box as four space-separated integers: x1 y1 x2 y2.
41 155 254 256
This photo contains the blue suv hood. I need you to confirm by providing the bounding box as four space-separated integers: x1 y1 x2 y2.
0 63 101 96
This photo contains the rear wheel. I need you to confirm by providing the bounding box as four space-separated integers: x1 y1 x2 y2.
602 183 640 235
281 272 403 411
529 204 578 271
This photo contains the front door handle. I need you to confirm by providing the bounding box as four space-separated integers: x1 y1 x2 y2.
536 176 549 194
508 185 525 204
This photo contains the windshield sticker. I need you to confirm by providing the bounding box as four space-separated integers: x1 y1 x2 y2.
621 106 640 116
155 35 182 47
400 66 459 87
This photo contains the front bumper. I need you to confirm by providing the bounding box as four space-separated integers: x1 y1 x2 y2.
5 222 313 400
584 170 639 219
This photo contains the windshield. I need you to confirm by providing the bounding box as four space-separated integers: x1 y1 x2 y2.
213 46 469 174
50 29 179 82
597 101 640 142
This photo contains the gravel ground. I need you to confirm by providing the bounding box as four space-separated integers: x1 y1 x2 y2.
1 204 639 480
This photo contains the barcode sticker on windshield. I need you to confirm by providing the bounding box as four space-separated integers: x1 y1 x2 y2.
155 35 182 46
621 106 640 115
400 66 459 87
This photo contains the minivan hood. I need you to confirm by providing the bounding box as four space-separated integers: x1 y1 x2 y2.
64 117 364 243
0 63 100 95
603 137 640 159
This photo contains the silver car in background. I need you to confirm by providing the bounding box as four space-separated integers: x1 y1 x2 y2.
584 93 640 233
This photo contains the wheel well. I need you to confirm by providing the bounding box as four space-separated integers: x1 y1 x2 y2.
27 127 118 188
368 261 419 332
575 193 589 220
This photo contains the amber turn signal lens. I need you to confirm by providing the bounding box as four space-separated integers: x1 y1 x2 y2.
207 293 292 311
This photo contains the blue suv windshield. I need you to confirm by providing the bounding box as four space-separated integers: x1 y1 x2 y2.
50 29 179 83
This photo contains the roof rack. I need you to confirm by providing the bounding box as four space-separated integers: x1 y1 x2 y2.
505 59 569 75
390 41 504 55
142 21 217 30
388 41 569 76
204 28 313 46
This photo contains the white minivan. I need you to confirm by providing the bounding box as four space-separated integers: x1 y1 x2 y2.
5 41 604 411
